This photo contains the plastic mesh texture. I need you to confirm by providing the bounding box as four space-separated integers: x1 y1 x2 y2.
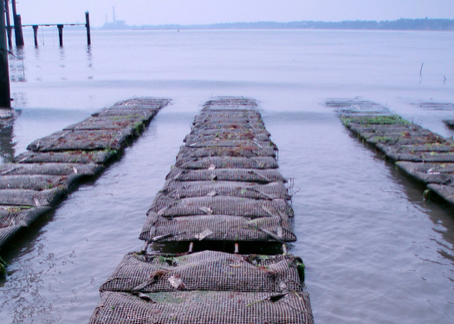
177 145 277 159
377 143 454 162
138 99 296 243
89 290 313 324
187 127 270 138
89 97 312 323
0 98 169 250
14 150 116 164
0 207 52 247
396 162 454 184
0 174 71 191
428 183 454 202
166 168 285 183
159 181 290 200
140 212 296 243
27 128 132 152
100 251 304 293
149 196 293 219
0 225 21 247
184 132 271 144
0 162 103 176
335 98 454 207
175 156 278 169
0 188 66 207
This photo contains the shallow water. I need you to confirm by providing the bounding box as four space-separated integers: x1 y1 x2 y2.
0 29 454 323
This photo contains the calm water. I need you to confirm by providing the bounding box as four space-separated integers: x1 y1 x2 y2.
0 29 454 323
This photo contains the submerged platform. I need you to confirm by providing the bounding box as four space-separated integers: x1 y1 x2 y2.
329 98 454 207
0 98 170 250
89 97 314 324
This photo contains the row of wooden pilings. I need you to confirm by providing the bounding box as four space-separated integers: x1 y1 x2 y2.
7 11 91 48
0 0 91 108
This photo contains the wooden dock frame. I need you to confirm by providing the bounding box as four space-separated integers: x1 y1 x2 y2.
11 11 91 47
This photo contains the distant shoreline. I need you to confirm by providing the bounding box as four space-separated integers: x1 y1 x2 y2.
101 18 454 31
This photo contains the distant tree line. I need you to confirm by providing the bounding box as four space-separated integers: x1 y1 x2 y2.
133 18 454 31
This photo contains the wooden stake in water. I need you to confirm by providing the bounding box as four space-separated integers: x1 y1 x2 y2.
4 0 12 49
0 0 11 108
57 25 64 47
33 25 39 47
11 0 24 46
85 12 91 46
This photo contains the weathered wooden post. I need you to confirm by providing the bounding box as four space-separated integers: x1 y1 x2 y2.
57 24 64 47
33 25 39 47
0 0 11 108
85 11 91 45
11 0 24 46
4 0 12 49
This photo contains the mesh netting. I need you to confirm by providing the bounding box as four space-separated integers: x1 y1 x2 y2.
184 132 271 144
366 133 445 146
0 188 65 207
177 145 277 159
377 144 454 162
63 116 149 132
203 97 258 109
166 168 285 183
160 181 289 200
191 122 267 133
175 156 278 169
140 212 296 243
428 184 454 205
149 196 293 219
96 107 160 119
100 251 303 293
397 162 454 184
184 139 276 149
0 206 52 247
347 124 423 135
193 115 261 125
0 174 72 191
89 290 313 324
14 150 115 164
327 98 389 114
26 128 132 152
0 162 103 176
114 98 171 108
0 224 21 247
188 127 270 138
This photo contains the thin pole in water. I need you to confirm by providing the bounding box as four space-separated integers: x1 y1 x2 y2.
57 24 64 47
33 25 39 47
4 0 12 49
0 0 11 108
11 0 23 46
85 11 91 46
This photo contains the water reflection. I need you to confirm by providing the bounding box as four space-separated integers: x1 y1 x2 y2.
86 45 93 80
9 48 26 83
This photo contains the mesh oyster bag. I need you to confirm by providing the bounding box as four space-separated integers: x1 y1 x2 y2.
100 250 304 293
89 290 313 324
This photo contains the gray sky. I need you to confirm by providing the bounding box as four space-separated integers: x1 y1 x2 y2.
12 0 454 27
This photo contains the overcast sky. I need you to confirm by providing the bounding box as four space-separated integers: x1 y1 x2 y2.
11 0 454 27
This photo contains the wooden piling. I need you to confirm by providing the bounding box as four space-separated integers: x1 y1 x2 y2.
57 24 64 47
33 25 39 47
11 1 24 46
85 11 91 46
0 0 11 108
4 0 12 49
